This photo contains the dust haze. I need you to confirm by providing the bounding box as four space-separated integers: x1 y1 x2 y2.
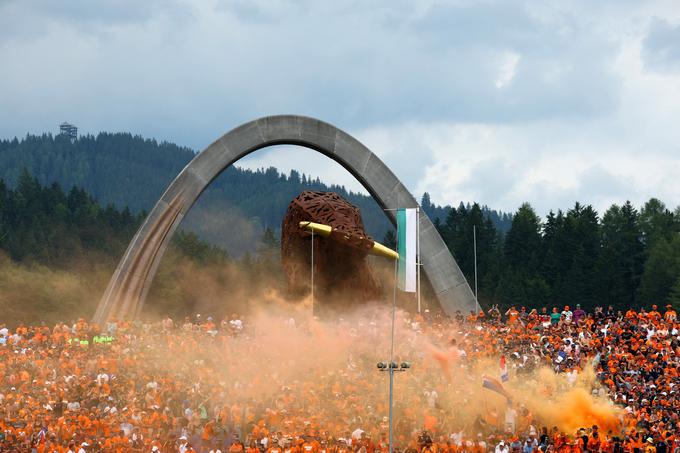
0 247 622 438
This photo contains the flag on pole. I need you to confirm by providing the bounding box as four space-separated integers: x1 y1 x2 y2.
482 375 512 403
500 355 509 382
397 208 417 292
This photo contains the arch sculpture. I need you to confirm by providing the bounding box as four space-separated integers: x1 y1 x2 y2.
93 115 479 323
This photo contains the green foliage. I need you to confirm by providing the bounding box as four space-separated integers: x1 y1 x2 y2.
422 192 512 234
0 134 513 250
504 203 542 273
0 171 142 264
560 203 601 308
2 132 680 313
173 230 229 265
438 197 680 311
0 173 236 325
0 133 398 241
597 202 645 309
668 275 680 310
639 198 678 246
437 202 501 305
638 235 680 306
495 203 545 307
0 170 231 267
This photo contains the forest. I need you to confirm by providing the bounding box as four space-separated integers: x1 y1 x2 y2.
0 132 679 317
0 133 510 253
429 198 680 311
0 170 273 324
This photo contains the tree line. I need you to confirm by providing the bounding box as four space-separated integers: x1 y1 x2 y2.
2 167 679 313
0 170 141 264
0 133 513 249
0 169 237 267
0 170 280 325
0 133 394 242
424 198 680 311
2 131 679 312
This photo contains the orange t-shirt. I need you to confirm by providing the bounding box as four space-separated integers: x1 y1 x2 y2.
301 442 318 453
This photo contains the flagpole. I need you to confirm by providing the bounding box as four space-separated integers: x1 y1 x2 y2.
473 225 478 314
389 253 398 453
416 207 421 314
377 209 412 453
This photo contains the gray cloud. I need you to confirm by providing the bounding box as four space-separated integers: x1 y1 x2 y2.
528 165 633 217
0 0 623 146
642 18 680 72
0 0 679 215
0 0 182 41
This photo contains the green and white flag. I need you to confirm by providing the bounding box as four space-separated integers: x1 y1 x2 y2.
397 208 417 292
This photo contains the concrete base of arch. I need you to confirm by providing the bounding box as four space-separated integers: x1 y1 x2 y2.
93 115 479 323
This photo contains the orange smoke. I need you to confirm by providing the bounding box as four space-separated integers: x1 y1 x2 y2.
504 366 623 435
424 353 623 436
548 387 620 432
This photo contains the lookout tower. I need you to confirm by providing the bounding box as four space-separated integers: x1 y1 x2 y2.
59 122 77 141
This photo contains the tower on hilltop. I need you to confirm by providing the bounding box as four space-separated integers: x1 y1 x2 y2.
59 122 77 141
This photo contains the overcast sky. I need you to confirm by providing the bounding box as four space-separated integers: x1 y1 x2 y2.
1 0 679 215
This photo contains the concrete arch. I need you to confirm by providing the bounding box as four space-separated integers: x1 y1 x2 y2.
93 115 479 323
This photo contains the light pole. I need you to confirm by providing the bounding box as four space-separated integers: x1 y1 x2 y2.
376 361 411 453
310 227 314 317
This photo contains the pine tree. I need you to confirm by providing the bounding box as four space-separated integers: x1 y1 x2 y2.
0 180 8 249
598 203 644 309
639 198 676 247
503 203 541 273
668 275 680 310
421 192 432 214
639 234 680 306
496 203 545 308
540 210 566 302
562 203 600 308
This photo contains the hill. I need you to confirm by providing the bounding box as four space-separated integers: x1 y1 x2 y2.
0 132 510 254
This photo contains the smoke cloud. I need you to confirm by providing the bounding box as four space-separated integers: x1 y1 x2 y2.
0 247 622 439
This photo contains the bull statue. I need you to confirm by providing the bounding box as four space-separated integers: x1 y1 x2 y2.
281 191 397 312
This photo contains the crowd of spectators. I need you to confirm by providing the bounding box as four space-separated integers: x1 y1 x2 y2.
0 302 677 453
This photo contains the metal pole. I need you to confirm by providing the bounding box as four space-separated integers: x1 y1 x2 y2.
311 228 314 317
389 257 398 453
389 366 394 453
473 225 478 314
416 207 421 314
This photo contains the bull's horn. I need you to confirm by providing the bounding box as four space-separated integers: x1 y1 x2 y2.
298 221 398 260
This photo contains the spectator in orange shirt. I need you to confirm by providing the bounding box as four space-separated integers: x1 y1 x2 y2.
505 307 520 325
